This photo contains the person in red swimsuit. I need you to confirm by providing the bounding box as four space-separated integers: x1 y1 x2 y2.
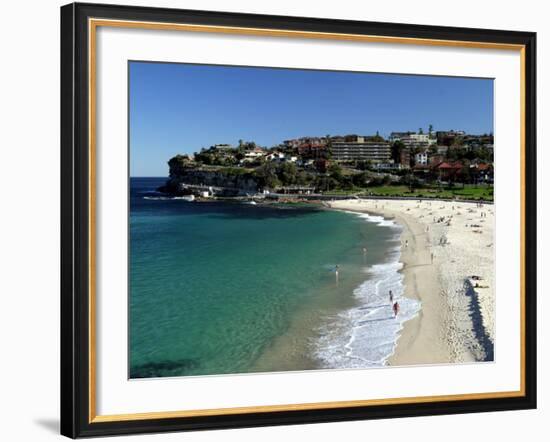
393 301 400 317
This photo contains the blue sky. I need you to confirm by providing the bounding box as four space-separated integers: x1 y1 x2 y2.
130 61 494 177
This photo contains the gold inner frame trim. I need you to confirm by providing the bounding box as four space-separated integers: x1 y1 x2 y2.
90 18 525 50
88 17 527 424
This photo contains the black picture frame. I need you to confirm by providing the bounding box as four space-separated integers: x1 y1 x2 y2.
61 2 537 438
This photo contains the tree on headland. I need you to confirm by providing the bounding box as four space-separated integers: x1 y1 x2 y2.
370 131 384 142
328 163 343 182
356 159 374 171
451 135 464 148
352 171 370 187
325 134 333 159
315 175 338 192
461 164 472 187
391 140 405 163
296 171 314 186
256 162 280 189
194 149 214 165
476 146 493 162
402 172 421 192
279 162 298 186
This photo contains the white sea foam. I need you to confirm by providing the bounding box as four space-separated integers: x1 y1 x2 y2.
341 210 397 228
315 213 421 368
143 196 193 201
143 196 171 200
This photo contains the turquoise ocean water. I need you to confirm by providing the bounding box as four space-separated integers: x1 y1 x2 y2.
129 177 419 378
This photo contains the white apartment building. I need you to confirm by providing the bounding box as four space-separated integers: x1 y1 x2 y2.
414 150 429 165
391 132 436 147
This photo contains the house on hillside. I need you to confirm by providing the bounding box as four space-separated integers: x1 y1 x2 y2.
414 150 429 166
265 152 286 162
242 147 266 163
436 161 463 181
470 162 494 183
297 158 315 168
298 142 327 159
436 130 465 146
429 154 446 167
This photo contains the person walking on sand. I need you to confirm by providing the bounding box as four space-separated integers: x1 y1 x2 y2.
393 301 400 318
389 290 393 303
405 240 409 248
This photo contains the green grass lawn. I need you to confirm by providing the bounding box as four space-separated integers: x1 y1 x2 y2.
356 184 494 201
322 189 361 196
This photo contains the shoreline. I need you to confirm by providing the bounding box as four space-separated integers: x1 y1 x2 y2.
327 198 495 366
385 211 452 365
249 207 409 373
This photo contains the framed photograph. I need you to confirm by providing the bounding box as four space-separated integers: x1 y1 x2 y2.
60 2 537 438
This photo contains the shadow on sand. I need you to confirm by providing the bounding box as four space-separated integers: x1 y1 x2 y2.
465 279 494 361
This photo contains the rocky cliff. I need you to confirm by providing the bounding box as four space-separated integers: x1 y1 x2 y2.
158 156 260 196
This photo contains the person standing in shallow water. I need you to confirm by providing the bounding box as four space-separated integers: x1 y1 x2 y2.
393 301 400 317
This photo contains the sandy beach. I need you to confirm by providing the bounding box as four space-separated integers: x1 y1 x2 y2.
327 198 495 366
